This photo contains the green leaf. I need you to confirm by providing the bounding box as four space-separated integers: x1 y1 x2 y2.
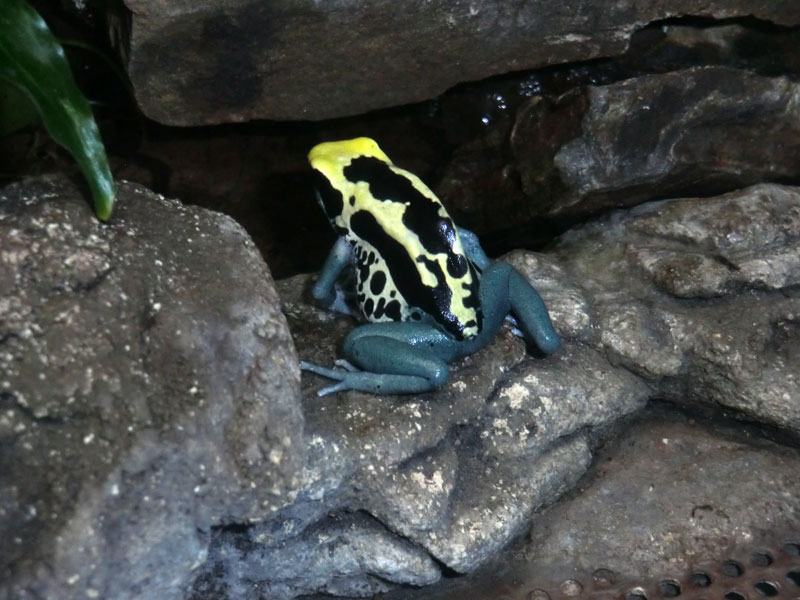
0 84 39 136
0 0 116 220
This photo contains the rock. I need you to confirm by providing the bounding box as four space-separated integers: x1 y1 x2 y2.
198 182 798 599
519 66 800 218
195 511 442 600
623 22 800 76
187 252 643 596
440 63 800 240
547 183 800 433
0 175 303 600
525 416 800 585
391 412 800 600
122 0 800 125
5 175 799 600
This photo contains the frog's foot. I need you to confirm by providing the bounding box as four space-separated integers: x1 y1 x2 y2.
300 360 359 396
300 354 444 397
505 314 524 338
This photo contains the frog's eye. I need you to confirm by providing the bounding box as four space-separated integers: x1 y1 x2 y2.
311 169 343 220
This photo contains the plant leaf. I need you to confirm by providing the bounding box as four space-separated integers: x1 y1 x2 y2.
0 84 39 136
0 0 116 220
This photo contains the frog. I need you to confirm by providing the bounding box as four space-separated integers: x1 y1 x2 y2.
300 137 560 396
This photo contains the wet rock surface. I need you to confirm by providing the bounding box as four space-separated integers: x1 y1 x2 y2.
122 0 800 125
190 276 603 597
547 67 800 216
0 175 303 600
442 66 800 236
6 5 800 600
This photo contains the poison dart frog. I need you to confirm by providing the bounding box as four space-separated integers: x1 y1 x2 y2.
300 137 560 396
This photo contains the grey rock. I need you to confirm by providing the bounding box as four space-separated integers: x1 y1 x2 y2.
223 249 642 595
391 414 800 600
549 183 800 433
0 175 303 600
229 182 797 598
419 435 591 572
199 511 441 600
6 174 799 600
437 30 800 237
546 67 800 217
480 345 650 459
122 0 800 125
627 22 800 76
525 417 800 584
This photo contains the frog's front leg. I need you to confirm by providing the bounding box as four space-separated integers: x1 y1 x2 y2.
310 236 360 317
476 262 561 355
301 322 457 396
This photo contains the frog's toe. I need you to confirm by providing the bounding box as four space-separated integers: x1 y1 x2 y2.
301 360 364 396
334 359 359 372
504 314 524 339
299 360 344 379
317 381 350 397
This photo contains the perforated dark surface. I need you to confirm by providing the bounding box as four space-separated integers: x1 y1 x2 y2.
532 539 800 600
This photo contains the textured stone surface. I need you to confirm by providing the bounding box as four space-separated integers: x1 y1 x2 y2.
4 175 800 600
545 67 800 217
0 175 303 600
201 511 442 600
440 65 800 238
525 416 800 582
545 183 800 434
122 0 800 125
389 412 800 600
188 183 799 599
191 273 609 597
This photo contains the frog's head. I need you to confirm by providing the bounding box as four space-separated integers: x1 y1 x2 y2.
308 137 389 171
308 137 390 227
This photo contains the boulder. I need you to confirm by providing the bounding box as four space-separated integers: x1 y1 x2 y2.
0 175 304 600
123 0 800 125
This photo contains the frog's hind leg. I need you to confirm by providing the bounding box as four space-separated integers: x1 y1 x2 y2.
301 323 454 396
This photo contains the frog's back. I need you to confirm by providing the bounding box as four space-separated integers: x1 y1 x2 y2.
309 138 482 340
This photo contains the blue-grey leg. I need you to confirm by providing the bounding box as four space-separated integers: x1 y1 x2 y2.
457 227 524 336
508 268 560 354
301 322 458 396
456 226 491 270
461 262 560 356
311 236 360 317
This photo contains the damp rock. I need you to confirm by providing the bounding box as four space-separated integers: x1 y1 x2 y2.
441 65 800 240
621 22 800 76
123 0 800 125
0 175 304 600
395 414 800 600
5 176 799 600
524 66 800 218
211 250 640 597
525 416 800 583
217 182 798 599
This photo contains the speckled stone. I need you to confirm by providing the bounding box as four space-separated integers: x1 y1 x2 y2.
0 175 303 600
